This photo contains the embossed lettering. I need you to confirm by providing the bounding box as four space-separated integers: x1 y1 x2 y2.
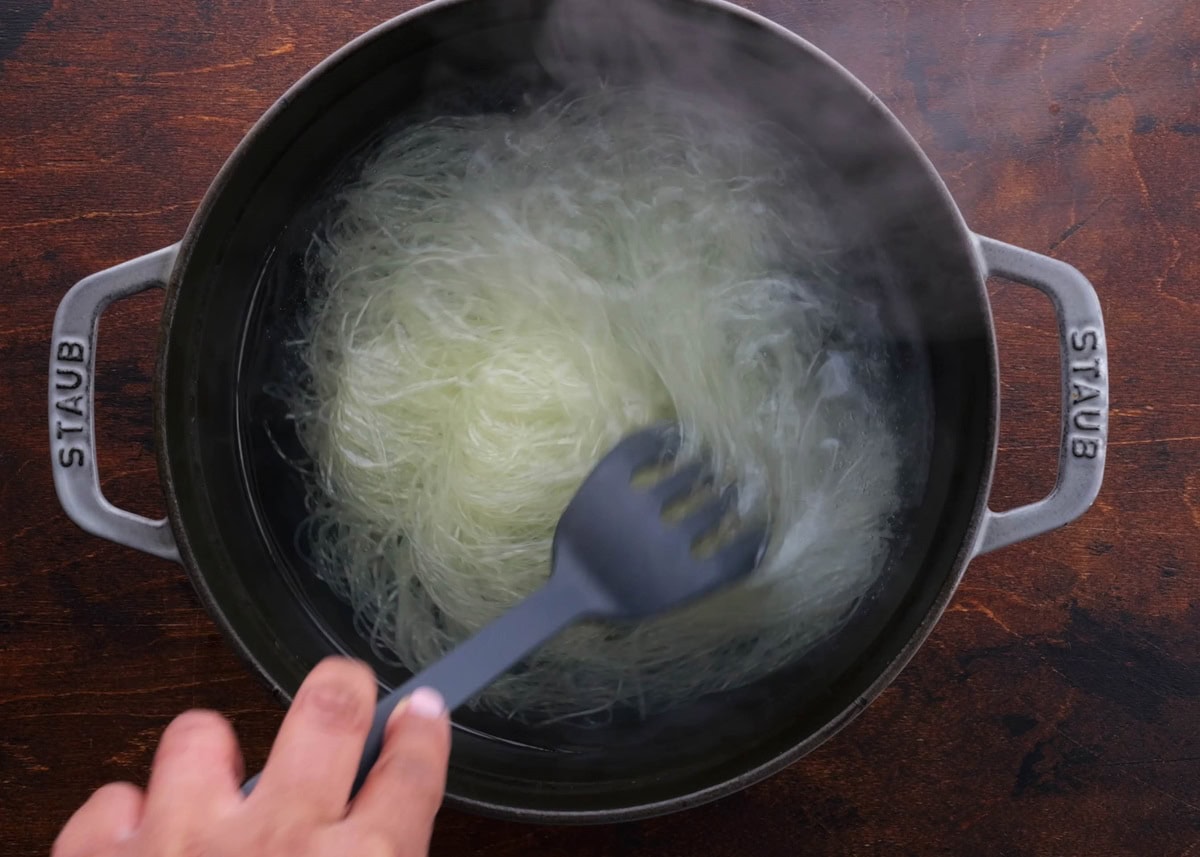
58 448 85 468
1071 438 1100 459
52 340 90 471
56 341 85 362
55 421 84 440
1065 327 1105 462
1070 357 1103 381
1071 381 1102 405
1070 329 1099 353
55 394 84 417
54 367 83 391
1072 409 1102 432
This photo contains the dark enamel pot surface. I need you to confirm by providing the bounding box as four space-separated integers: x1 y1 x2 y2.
49 0 1108 824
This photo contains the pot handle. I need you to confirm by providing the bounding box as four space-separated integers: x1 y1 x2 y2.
972 235 1108 556
49 245 182 563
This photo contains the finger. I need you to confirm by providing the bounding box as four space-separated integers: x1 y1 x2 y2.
251 657 376 822
142 710 244 827
347 687 450 853
53 782 144 857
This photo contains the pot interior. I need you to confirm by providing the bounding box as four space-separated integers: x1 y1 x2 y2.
159 0 995 821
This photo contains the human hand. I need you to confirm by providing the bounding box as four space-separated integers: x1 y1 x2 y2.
52 657 451 857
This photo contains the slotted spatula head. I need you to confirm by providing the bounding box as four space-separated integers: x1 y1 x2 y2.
552 422 769 621
241 422 768 801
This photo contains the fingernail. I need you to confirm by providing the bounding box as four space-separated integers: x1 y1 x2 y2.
386 698 410 728
406 687 446 719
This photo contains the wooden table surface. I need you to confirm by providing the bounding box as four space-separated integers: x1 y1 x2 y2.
2 0 1197 854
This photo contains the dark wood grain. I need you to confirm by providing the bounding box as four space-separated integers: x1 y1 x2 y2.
1 0 1197 854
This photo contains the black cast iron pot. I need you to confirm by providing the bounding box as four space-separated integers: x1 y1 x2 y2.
49 0 1109 824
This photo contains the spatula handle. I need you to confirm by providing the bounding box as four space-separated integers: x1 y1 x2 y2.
241 575 592 799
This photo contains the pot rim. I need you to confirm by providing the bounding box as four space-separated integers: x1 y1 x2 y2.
154 0 999 824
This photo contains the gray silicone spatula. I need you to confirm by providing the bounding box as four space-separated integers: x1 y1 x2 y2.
242 422 767 798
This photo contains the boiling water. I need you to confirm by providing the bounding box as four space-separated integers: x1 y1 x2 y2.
250 82 933 728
